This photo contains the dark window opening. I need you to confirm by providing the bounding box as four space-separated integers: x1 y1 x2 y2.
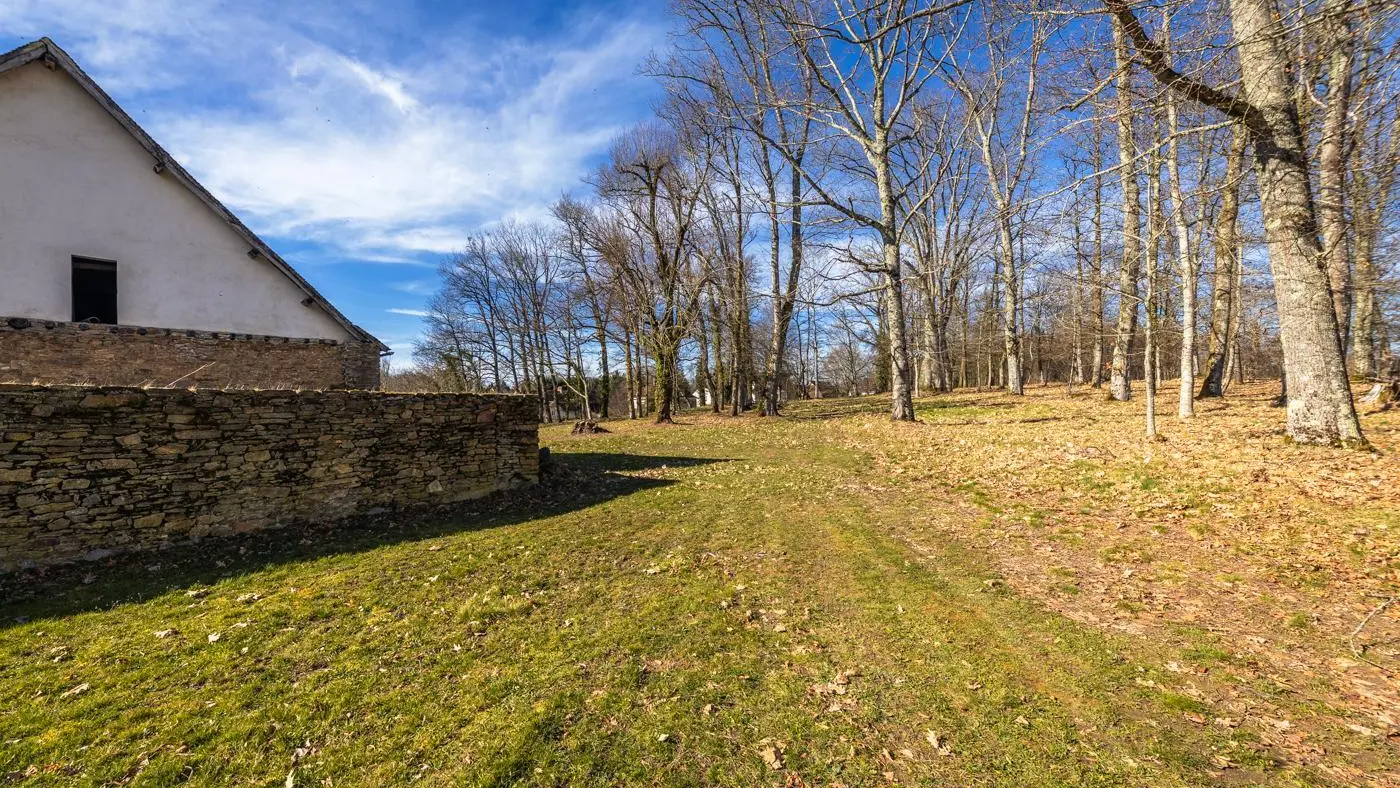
72 257 118 324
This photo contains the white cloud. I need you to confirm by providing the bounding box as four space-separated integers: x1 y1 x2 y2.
336 56 419 114
390 279 437 297
386 308 430 317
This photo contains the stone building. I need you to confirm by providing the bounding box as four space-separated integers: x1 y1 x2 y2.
0 38 387 389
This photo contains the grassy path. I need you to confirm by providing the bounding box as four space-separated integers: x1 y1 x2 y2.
0 413 1341 785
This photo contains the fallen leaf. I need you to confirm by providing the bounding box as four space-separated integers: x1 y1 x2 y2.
1211 755 1238 769
207 633 221 643
1213 717 1240 728
925 730 953 756
60 683 90 699
760 744 784 771
1345 723 1377 737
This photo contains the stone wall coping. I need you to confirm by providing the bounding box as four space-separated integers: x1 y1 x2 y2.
1 315 378 347
0 382 541 405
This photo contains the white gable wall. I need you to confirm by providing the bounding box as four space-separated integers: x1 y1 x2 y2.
0 61 350 341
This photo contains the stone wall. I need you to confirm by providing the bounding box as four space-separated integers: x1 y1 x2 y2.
0 385 540 570
0 317 382 390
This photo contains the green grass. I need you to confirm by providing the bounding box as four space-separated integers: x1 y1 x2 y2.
0 411 1333 786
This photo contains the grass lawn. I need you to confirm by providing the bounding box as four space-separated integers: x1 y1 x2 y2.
2 386 1397 785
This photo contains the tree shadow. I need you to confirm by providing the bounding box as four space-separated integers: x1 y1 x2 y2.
0 452 728 625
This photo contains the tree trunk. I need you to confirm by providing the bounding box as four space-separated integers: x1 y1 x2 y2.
1109 18 1141 402
1090 115 1107 387
625 326 640 418
1317 0 1354 351
1201 126 1246 397
1349 109 1397 381
710 294 726 412
1352 231 1377 380
884 240 916 421
1162 13 1197 420
1229 0 1364 445
1072 219 1086 386
1147 104 1165 430
1228 255 1245 386
653 341 676 424
1145 199 1159 439
998 213 1024 395
762 162 803 417
1164 91 1198 419
696 307 714 410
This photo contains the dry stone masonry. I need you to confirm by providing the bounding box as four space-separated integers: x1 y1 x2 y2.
1 317 382 390
0 385 539 570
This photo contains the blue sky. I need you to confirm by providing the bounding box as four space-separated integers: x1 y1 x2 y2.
1 0 670 363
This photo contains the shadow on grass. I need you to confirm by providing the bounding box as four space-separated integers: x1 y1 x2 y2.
0 451 728 625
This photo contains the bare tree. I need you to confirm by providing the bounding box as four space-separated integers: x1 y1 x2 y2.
552 197 616 417
597 124 712 424
741 0 972 421
904 100 985 394
943 3 1050 395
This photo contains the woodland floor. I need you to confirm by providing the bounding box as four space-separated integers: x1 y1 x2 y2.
1 381 1397 786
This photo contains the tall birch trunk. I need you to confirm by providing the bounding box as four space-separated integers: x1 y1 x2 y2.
1317 0 1354 351
1089 116 1107 386
1163 13 1197 418
1110 18 1141 402
1145 191 1159 439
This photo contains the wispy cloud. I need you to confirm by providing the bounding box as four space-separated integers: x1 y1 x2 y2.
386 308 430 318
391 279 436 296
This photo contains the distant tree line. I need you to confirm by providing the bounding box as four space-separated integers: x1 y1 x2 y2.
399 0 1398 446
